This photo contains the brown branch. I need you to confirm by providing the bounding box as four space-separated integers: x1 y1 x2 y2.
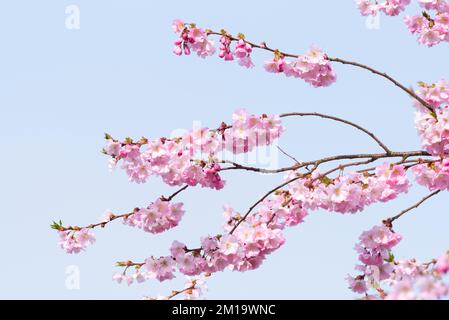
205 30 434 112
327 57 432 111
60 185 189 231
166 285 196 300
384 190 441 226
220 150 431 174
280 112 392 153
161 184 189 202
277 145 300 164
229 175 303 235
356 158 438 173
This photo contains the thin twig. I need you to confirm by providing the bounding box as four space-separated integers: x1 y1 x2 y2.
277 145 300 164
280 112 392 153
327 57 433 111
229 175 303 234
60 185 189 231
384 190 441 226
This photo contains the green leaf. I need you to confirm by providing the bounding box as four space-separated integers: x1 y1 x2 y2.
385 251 395 263
50 220 64 231
319 176 333 186
417 81 427 88
124 137 133 144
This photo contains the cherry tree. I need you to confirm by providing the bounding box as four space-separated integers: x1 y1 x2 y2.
51 1 449 300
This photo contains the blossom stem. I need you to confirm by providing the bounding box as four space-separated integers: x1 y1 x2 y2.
60 185 189 231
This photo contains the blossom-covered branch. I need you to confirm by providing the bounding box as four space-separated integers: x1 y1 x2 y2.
347 224 449 299
51 185 189 254
172 19 434 111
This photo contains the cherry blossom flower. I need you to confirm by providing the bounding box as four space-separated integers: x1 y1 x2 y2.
435 251 449 274
58 228 95 254
233 39 254 68
123 199 185 234
218 35 234 61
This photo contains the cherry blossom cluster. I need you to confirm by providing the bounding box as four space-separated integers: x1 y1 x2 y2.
171 20 336 87
54 196 185 255
414 86 449 156
385 256 449 299
286 163 410 214
405 1 449 46
265 47 337 87
356 0 449 47
415 79 449 109
57 228 96 254
346 224 401 295
113 162 410 289
122 199 185 234
412 80 449 189
113 269 150 286
357 0 411 17
114 190 307 287
412 158 449 190
104 109 283 189
347 225 449 299
172 19 216 57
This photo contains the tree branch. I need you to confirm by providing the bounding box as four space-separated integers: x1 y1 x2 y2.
205 30 434 112
280 112 392 153
60 185 189 231
220 150 431 174
384 190 442 226
277 145 300 164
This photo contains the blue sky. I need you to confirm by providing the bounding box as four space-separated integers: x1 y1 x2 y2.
0 0 448 299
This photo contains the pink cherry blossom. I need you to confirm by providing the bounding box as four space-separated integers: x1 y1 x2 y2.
348 225 449 300
412 159 449 190
264 56 285 73
346 275 368 294
58 228 96 254
219 35 234 61
122 199 185 234
357 0 411 16
287 163 409 214
145 256 176 282
233 39 254 68
283 46 336 87
435 251 449 274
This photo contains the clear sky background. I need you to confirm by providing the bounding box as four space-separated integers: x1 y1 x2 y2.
0 0 448 299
